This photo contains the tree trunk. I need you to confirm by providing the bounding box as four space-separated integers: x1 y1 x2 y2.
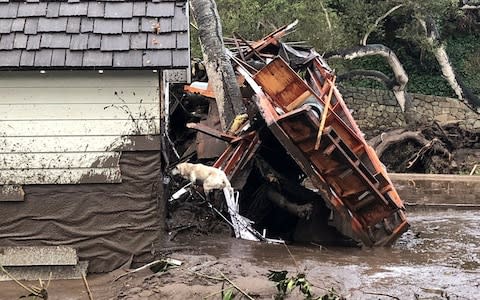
418 16 480 113
190 0 244 130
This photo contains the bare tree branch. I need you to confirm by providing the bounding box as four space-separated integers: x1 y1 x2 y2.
461 5 480 10
361 4 404 46
337 69 396 89
326 44 409 111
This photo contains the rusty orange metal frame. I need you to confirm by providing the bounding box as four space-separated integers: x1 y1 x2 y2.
184 22 409 246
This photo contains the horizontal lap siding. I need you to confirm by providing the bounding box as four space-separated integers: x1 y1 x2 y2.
0 70 160 185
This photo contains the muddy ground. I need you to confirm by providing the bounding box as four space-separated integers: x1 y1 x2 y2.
0 210 478 300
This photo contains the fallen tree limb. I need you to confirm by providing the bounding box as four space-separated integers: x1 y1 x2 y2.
266 189 313 219
373 131 450 159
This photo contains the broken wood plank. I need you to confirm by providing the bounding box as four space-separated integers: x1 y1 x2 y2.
315 77 335 150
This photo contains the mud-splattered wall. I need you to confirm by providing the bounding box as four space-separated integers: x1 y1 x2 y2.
0 70 160 194
0 70 164 272
339 86 480 137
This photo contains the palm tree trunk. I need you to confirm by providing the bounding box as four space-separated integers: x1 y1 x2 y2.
190 0 244 130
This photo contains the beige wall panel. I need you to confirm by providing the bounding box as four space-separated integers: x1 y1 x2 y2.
0 136 160 153
0 70 160 185
0 152 120 169
0 119 160 136
0 103 159 120
0 88 158 105
0 168 121 185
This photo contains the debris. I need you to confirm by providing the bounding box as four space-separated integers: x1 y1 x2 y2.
0 264 50 299
113 258 182 281
369 124 479 174
82 274 94 300
178 21 410 246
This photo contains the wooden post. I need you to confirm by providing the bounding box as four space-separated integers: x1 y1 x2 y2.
315 77 336 150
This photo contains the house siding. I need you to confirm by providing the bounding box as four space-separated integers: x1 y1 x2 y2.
0 70 164 272
0 70 160 185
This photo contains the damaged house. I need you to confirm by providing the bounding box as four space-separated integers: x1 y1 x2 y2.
0 0 189 273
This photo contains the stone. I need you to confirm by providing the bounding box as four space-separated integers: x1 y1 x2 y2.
0 261 88 281
0 246 77 266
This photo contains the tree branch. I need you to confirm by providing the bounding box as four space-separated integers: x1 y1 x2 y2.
326 44 409 111
337 69 396 89
266 188 313 219
361 4 404 46
371 131 451 159
461 5 480 10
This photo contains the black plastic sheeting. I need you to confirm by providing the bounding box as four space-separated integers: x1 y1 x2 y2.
0 151 163 273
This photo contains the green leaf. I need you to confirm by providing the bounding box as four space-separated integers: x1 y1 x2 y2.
268 270 288 282
223 289 234 300
287 279 296 292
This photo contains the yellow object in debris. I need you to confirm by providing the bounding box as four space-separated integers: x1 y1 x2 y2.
228 114 249 134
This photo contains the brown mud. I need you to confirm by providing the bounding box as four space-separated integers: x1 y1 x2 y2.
0 210 478 300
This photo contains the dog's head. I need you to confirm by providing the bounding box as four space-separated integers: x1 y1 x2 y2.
170 162 187 176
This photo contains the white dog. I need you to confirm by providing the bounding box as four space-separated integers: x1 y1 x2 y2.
171 162 231 194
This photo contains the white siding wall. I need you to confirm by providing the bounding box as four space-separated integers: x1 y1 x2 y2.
0 71 160 185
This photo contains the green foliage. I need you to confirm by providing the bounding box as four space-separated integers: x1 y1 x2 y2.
268 270 313 299
267 270 345 300
223 288 235 300
445 35 480 96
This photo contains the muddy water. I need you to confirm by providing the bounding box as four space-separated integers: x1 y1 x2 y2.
189 211 480 299
0 211 478 299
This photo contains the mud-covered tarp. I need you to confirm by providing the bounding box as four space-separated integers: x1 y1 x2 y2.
0 151 163 273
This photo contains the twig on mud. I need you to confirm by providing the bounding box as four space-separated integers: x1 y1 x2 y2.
310 242 329 251
158 246 196 252
189 261 219 273
0 265 44 297
82 274 94 300
362 291 400 299
188 267 254 299
216 269 255 300
168 225 196 241
113 259 182 281
203 286 227 299
283 243 299 269
187 269 224 281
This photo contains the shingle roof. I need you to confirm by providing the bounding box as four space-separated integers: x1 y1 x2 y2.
0 1 189 69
